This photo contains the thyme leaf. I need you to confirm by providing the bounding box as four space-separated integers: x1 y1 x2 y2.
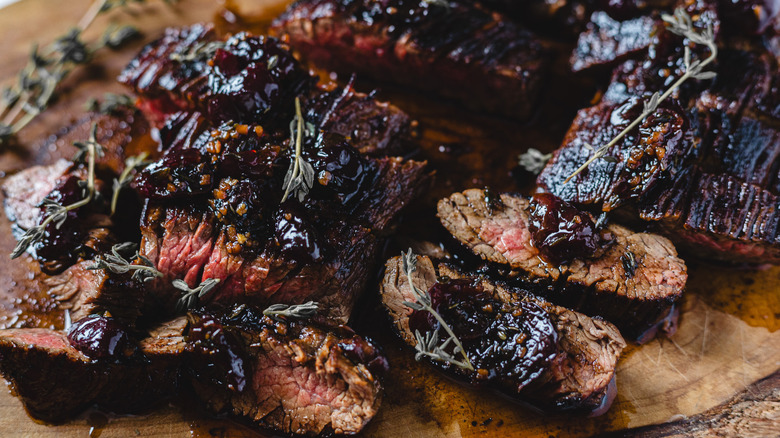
89 242 164 283
564 8 718 184
263 301 320 321
422 0 451 9
100 25 141 50
281 97 315 203
111 152 150 215
517 148 552 175
10 124 102 259
169 40 225 62
174 278 220 312
401 249 474 371
86 92 135 115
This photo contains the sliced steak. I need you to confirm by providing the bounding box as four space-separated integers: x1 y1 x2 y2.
42 260 147 324
381 254 625 414
120 32 429 323
120 25 413 157
437 189 686 341
3 110 154 273
2 159 72 232
538 28 780 263
187 307 387 435
0 318 185 423
571 12 658 72
271 0 548 119
117 23 216 126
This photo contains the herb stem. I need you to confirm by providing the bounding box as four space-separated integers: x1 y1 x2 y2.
78 0 109 31
564 10 718 184
10 124 99 258
281 97 304 203
402 250 474 371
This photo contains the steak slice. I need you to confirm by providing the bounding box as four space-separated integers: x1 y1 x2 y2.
0 318 185 423
570 12 658 72
117 23 216 126
187 307 387 435
120 25 413 157
2 159 72 232
437 189 686 342
42 260 147 324
272 0 548 119
381 254 626 414
538 35 780 263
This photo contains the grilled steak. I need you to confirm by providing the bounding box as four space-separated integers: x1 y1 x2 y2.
381 254 626 414
187 307 387 436
271 0 548 119
119 25 413 157
0 307 386 436
483 0 673 34
3 111 154 274
0 317 185 423
436 189 686 342
571 12 658 72
537 7 780 263
118 29 429 322
42 260 147 325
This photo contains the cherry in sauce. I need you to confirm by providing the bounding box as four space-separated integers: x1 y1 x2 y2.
528 193 605 265
187 314 247 393
67 315 133 361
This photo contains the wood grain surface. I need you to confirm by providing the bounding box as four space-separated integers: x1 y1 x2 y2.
0 1 777 436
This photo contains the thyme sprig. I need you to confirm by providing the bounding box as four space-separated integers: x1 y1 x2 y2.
0 0 169 147
401 249 474 371
111 152 150 214
10 124 103 258
564 8 718 184
174 278 220 312
263 301 319 321
281 97 315 203
517 148 552 175
89 242 163 282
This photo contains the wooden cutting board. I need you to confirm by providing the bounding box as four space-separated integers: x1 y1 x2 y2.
0 1 777 436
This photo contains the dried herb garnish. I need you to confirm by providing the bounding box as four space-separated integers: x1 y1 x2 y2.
169 40 225 62
0 0 171 147
86 92 135 115
10 124 103 259
174 278 220 312
263 301 320 321
422 0 451 8
89 242 163 282
564 8 718 184
621 250 637 278
517 148 552 175
281 97 315 203
401 249 474 371
111 152 150 215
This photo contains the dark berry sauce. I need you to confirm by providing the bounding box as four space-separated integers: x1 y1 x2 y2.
305 133 374 208
188 314 248 393
408 279 558 389
67 315 133 361
528 193 604 264
207 34 312 126
273 201 324 264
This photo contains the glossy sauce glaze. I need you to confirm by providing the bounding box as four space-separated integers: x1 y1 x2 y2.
527 193 608 264
408 279 558 389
